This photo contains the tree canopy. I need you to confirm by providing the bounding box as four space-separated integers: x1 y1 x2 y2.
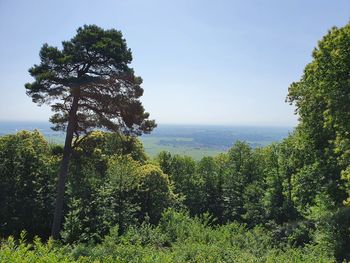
0 21 348 262
25 25 156 239
25 25 155 138
287 23 350 205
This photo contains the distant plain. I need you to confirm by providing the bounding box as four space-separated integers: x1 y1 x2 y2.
0 122 292 160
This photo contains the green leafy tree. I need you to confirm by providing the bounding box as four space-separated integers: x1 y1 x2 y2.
197 156 224 222
261 143 298 224
277 136 301 221
138 164 174 224
25 25 156 239
157 151 173 175
261 144 285 223
222 141 259 223
159 154 202 215
0 131 57 239
107 156 141 233
62 155 141 243
287 23 350 205
286 23 350 259
103 132 147 163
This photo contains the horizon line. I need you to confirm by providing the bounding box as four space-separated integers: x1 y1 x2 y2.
0 119 296 128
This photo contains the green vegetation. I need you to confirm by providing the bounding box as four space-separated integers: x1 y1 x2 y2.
25 24 156 239
1 23 350 261
0 211 333 262
0 129 348 261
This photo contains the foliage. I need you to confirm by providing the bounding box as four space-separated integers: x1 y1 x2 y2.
2 22 350 261
25 24 156 136
138 165 175 224
287 23 350 205
0 131 58 239
286 22 350 260
221 141 264 224
0 212 335 262
157 152 201 215
0 233 75 263
25 24 156 238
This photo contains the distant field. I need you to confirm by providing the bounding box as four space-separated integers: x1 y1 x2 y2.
0 122 293 160
142 136 223 160
140 124 292 160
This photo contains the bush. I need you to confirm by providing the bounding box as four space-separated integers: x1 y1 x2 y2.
0 131 58 239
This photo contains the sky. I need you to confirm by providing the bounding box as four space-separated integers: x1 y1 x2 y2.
0 0 349 126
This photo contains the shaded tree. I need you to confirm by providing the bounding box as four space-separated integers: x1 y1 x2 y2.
62 155 141 243
197 156 224 221
25 25 156 239
261 144 287 223
222 141 258 223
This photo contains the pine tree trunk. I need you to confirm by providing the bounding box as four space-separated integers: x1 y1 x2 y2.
51 93 79 240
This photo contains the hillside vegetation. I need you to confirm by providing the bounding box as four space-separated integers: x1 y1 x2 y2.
1 22 350 262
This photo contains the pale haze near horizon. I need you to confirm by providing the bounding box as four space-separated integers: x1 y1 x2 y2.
0 0 349 127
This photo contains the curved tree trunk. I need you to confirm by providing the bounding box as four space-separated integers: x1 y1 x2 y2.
51 93 79 240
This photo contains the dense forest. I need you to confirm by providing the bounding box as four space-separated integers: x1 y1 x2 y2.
1 23 350 262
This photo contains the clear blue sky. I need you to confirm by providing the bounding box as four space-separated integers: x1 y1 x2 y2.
0 0 349 126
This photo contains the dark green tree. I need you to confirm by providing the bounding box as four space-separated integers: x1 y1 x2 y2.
62 155 141 243
261 144 287 223
197 156 224 222
222 141 261 223
25 25 156 239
